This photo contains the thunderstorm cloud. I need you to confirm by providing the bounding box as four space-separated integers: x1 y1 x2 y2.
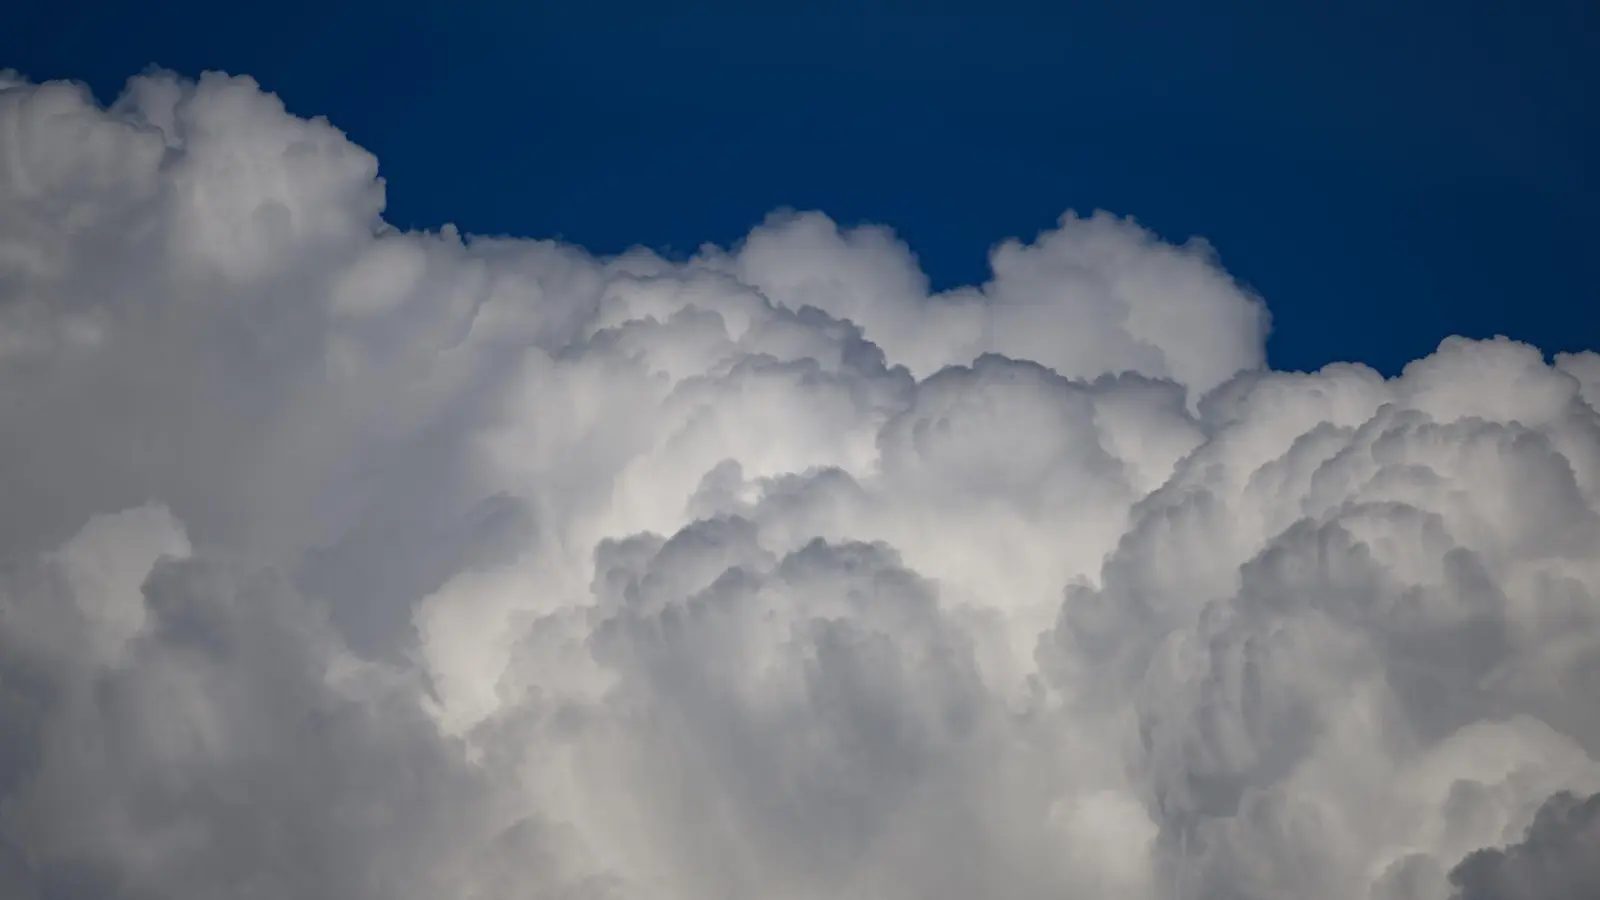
1 70 1597 899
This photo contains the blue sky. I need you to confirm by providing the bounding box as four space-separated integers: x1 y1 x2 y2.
7 0 1594 375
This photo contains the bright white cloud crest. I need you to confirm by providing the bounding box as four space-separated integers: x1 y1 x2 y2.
0 70 1596 900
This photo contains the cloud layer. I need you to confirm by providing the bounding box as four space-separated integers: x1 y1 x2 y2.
1 69 1597 900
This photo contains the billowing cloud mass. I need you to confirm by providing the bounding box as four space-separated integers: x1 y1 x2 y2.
1447 790 1600 900
1 69 1597 900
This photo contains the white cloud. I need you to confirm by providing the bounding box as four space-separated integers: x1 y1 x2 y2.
0 69 1595 899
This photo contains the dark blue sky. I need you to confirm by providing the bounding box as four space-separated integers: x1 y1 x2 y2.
6 0 1595 374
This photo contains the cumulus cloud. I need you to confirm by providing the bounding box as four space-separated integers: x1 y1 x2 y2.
0 68 1596 899
1448 790 1600 900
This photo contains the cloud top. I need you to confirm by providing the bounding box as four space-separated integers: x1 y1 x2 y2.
0 69 1596 900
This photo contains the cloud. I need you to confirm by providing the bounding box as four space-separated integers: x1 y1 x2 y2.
0 68 1595 899
1447 790 1600 900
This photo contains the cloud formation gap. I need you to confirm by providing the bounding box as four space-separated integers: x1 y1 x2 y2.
1 69 1597 900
